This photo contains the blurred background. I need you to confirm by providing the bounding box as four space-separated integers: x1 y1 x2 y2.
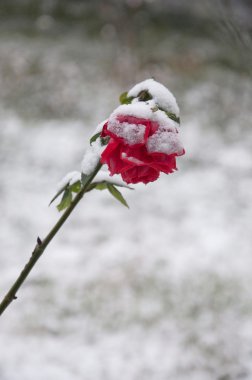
0 0 252 379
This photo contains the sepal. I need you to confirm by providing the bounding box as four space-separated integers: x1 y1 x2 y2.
90 132 101 145
119 92 134 105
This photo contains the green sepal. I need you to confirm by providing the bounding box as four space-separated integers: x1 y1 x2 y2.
57 188 73 211
107 184 129 208
90 132 101 145
119 92 134 105
101 136 110 146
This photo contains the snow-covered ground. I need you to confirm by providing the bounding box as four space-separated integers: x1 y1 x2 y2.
0 28 252 380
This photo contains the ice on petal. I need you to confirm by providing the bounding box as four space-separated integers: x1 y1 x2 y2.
147 131 184 155
110 103 178 130
110 103 152 121
121 152 144 165
128 78 180 117
107 118 146 145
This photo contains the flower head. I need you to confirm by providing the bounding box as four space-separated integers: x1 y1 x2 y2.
100 79 185 184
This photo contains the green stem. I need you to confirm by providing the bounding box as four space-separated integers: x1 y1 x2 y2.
0 163 102 317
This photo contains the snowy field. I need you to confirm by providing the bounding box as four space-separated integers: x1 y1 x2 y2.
1 22 252 380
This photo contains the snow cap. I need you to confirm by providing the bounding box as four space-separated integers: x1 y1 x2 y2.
128 78 180 117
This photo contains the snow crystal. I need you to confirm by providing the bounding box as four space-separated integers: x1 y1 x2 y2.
111 103 152 121
107 119 146 145
147 131 184 155
110 103 178 130
56 171 81 191
128 78 180 117
81 138 105 175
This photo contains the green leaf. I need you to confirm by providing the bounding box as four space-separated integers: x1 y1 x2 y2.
158 106 180 123
57 189 72 211
86 182 108 192
49 179 82 206
138 90 152 102
119 92 134 105
90 132 101 145
107 184 129 208
95 182 108 190
165 111 180 124
86 180 133 193
49 184 68 206
69 180 81 193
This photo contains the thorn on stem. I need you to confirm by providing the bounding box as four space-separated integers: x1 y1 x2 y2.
13 296 17 300
37 237 42 246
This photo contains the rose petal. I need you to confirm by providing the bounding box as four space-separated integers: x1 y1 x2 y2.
122 166 159 184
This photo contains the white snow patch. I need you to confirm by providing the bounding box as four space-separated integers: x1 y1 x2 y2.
110 103 178 130
107 102 183 152
81 138 105 175
56 171 81 191
1 103 252 380
107 119 146 145
147 131 184 155
128 78 180 117
153 109 179 129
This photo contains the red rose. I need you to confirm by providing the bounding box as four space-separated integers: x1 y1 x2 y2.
100 114 184 184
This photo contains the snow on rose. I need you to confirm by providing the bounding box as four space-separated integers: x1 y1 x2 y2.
83 78 185 185
0 78 185 315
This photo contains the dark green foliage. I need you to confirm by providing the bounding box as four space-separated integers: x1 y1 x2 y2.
158 107 180 124
90 132 101 145
119 92 134 105
69 181 81 193
137 90 152 102
107 184 129 208
57 188 72 211
51 176 130 212
165 112 180 124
